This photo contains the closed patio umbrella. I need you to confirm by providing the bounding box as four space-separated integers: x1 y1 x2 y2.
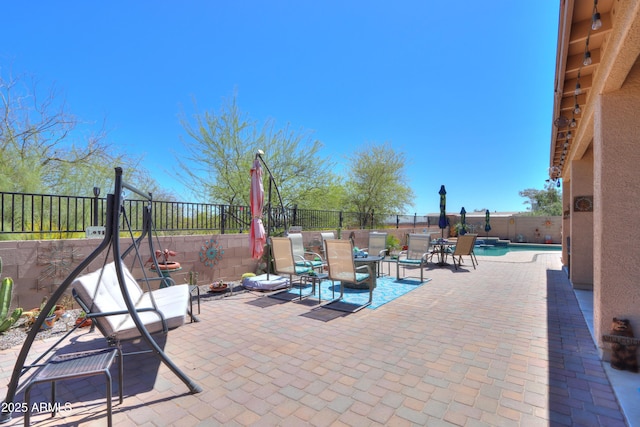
250 157 266 259
460 207 467 235
484 209 492 240
438 185 447 239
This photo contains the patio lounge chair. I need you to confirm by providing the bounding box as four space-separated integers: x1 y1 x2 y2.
396 233 432 281
289 233 325 272
323 239 374 312
451 233 478 270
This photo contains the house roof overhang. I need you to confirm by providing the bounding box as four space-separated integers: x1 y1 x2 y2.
549 0 640 181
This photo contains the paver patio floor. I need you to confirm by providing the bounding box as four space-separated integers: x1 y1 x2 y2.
0 252 633 426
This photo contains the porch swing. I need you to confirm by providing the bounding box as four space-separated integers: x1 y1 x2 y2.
0 167 201 424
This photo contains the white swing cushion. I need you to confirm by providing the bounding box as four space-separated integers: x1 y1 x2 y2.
72 262 189 341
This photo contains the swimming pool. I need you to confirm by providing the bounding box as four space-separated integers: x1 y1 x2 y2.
473 243 561 256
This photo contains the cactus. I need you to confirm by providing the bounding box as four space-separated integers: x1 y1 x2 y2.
0 257 23 334
186 271 198 286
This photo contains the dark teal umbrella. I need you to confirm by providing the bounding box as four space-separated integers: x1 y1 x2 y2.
484 209 492 240
438 185 447 239
459 207 467 235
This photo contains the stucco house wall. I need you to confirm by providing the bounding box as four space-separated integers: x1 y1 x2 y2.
593 63 640 358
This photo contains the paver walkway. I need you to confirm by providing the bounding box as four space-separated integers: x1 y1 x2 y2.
0 252 631 426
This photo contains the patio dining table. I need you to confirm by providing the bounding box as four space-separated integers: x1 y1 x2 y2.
431 240 455 267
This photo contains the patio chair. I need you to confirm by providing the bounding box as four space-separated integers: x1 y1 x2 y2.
362 231 387 276
396 233 432 281
451 233 478 270
323 239 374 312
270 237 314 296
319 231 335 258
289 233 325 272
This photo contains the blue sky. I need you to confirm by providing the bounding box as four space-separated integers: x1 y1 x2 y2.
1 1 560 214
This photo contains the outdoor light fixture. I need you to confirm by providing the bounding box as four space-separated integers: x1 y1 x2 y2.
592 0 602 30
592 12 602 30
555 0 601 175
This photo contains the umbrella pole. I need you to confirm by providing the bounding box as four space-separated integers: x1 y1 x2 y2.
266 178 272 279
255 151 288 280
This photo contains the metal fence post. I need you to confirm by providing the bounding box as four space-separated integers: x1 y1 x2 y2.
221 205 226 235
93 187 100 226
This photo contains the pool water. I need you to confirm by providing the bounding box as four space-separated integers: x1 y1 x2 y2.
473 243 561 256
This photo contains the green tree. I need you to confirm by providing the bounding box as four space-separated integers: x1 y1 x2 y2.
519 181 562 216
344 142 415 227
0 71 151 196
178 95 340 209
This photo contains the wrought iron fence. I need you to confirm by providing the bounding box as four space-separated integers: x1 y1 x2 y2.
0 190 432 240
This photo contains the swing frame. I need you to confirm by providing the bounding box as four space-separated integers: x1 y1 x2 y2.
0 167 201 424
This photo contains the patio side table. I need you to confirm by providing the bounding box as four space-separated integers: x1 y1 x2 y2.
24 348 123 427
300 272 328 302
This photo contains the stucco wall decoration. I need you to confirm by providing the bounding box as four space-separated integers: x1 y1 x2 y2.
574 195 594 212
37 241 83 291
199 236 224 268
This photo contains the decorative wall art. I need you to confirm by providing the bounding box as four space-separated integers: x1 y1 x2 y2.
199 236 224 268
37 241 83 291
574 195 594 212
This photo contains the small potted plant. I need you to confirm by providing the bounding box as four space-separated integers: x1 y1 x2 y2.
42 308 57 330
385 234 401 258
75 310 92 328
22 296 57 330
209 280 228 293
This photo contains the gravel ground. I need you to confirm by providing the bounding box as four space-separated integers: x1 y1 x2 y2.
0 309 84 351
0 282 247 351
